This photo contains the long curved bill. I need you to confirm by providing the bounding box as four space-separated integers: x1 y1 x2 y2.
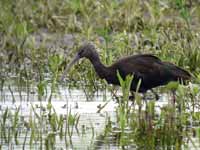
60 53 80 81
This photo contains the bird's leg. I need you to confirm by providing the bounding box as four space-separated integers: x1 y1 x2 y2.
150 89 159 100
129 91 135 101
112 91 120 103
143 92 149 121
142 92 147 101
172 90 176 106
129 91 135 106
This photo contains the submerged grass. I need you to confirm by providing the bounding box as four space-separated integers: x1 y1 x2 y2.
0 0 200 149
100 78 200 150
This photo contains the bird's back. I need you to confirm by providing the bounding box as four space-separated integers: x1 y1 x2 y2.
108 54 191 92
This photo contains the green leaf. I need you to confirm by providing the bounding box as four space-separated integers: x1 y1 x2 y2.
117 70 125 87
166 81 179 91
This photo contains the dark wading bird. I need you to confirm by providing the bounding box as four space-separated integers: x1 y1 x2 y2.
61 43 191 100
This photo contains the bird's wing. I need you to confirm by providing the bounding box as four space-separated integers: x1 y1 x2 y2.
163 62 191 80
112 54 163 79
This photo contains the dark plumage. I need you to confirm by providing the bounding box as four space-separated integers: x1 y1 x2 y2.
61 43 191 93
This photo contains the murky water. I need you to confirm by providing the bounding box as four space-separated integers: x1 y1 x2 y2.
0 85 119 150
0 84 199 150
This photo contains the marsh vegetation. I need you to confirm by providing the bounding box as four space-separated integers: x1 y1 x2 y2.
0 0 200 149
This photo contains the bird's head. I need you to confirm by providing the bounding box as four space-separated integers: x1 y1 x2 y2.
72 43 98 64
60 43 98 81
77 43 96 59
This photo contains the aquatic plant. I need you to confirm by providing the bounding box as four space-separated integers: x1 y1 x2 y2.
0 0 200 149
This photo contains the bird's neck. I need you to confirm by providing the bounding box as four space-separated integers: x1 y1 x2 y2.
88 56 109 79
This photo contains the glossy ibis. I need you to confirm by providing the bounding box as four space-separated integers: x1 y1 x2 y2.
61 43 191 99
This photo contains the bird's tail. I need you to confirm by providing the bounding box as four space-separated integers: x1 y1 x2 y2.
164 62 191 82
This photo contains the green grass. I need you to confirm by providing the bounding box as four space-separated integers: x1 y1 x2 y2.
0 0 200 149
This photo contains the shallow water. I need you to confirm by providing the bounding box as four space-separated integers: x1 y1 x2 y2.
0 84 199 150
0 85 119 149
